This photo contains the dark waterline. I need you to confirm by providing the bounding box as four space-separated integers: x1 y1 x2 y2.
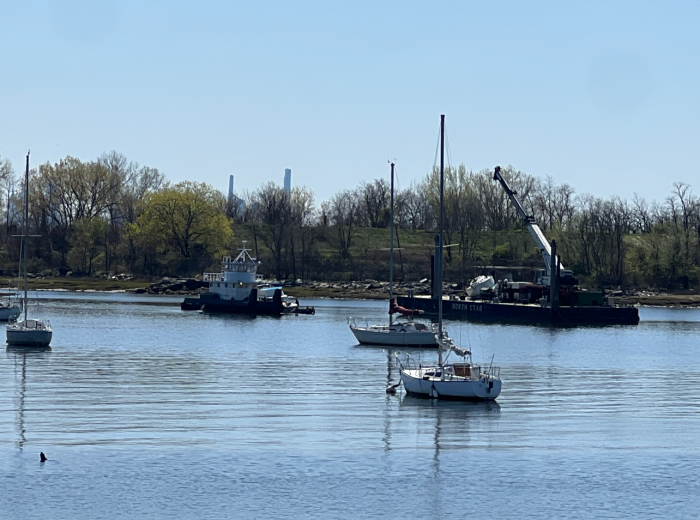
1 293 699 519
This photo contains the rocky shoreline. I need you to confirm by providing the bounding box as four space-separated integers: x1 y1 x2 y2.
135 277 700 307
16 272 700 307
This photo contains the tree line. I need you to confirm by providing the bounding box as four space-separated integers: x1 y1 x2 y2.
0 150 698 290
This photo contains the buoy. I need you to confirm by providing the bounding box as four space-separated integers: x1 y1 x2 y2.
40 452 47 462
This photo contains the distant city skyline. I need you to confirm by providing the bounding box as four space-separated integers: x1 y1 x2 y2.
223 168 292 198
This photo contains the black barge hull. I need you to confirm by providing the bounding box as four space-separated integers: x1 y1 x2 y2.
395 296 639 325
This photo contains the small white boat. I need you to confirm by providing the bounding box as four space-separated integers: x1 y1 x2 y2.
398 115 501 401
6 152 52 348
258 283 300 311
466 275 495 298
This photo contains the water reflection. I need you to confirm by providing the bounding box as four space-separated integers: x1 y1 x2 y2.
6 345 52 450
399 394 502 414
399 395 501 454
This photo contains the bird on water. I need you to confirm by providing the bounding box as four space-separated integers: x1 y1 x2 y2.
40 452 47 462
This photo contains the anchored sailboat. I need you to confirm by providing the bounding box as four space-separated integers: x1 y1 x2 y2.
348 162 440 347
398 115 501 400
6 152 52 347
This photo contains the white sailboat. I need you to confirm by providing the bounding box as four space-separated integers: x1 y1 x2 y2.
398 115 501 400
6 152 52 347
349 162 440 347
0 291 21 321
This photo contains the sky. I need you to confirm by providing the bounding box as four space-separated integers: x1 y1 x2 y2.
1 0 699 206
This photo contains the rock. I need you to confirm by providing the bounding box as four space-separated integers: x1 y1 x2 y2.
185 279 206 291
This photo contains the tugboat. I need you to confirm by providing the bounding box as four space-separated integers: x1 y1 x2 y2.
181 242 314 316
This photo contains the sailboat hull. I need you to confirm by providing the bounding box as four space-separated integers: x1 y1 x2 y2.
350 326 438 347
400 368 501 401
0 305 21 321
7 322 52 347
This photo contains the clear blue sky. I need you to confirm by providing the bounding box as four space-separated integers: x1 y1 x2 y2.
1 1 698 205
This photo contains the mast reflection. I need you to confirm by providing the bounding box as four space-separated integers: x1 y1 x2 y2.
399 394 501 457
7 345 51 450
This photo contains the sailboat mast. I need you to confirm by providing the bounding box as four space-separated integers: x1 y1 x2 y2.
389 162 394 327
438 115 444 366
23 152 29 323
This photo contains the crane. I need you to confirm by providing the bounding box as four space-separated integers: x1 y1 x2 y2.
493 166 575 286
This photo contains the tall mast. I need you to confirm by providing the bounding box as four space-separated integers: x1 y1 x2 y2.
23 152 29 322
389 162 394 327
438 115 444 366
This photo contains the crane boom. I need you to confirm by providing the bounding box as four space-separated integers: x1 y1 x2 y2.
493 166 565 281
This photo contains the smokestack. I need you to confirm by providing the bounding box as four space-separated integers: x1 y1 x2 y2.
228 175 234 203
284 168 291 195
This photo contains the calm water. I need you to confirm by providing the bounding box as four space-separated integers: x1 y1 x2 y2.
1 292 699 519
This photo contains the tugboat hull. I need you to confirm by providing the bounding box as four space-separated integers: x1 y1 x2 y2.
181 288 287 316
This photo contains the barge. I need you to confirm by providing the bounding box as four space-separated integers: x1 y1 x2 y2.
396 292 639 325
396 166 639 326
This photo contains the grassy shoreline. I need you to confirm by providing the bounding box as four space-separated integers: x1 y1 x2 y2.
17 277 152 292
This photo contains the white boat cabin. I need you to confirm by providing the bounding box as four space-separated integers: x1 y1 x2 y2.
203 244 261 302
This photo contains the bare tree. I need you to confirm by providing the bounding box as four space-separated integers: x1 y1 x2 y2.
357 178 390 228
288 186 317 280
329 189 359 258
252 182 292 278
396 182 433 231
0 155 15 239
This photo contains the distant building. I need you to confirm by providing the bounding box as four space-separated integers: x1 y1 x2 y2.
226 174 245 215
284 168 291 195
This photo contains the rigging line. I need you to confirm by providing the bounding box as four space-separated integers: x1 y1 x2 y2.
393 163 401 194
477 324 486 365
433 121 441 171
466 318 472 351
444 122 453 170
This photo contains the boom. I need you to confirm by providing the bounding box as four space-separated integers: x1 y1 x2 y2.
493 166 564 280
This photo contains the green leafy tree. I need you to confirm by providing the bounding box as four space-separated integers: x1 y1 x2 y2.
67 217 108 275
130 181 232 274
